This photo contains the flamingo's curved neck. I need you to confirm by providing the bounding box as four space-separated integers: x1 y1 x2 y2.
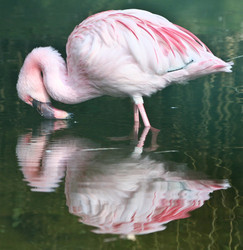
32 47 100 104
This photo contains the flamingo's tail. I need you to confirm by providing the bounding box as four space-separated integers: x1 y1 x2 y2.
164 57 233 84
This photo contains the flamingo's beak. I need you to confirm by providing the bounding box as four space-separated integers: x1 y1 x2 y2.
31 99 73 119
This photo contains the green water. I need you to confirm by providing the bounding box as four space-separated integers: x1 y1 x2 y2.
0 0 242 249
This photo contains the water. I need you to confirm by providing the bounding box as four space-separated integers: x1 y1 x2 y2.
0 0 242 249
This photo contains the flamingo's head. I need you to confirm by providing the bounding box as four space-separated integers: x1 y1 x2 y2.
17 48 72 119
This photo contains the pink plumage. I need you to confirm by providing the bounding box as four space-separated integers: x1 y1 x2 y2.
17 9 233 126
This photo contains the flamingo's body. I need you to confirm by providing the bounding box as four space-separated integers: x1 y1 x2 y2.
17 9 232 126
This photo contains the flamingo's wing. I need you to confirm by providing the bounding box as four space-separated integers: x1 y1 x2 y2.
66 9 232 96
68 10 212 74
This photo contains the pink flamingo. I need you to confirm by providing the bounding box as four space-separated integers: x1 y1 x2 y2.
17 9 233 127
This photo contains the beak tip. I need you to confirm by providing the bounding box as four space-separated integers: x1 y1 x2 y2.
53 110 74 120
65 112 74 119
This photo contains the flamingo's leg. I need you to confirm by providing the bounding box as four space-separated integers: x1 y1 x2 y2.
134 104 139 124
137 103 151 127
133 96 151 128
137 127 150 148
133 104 140 138
132 127 150 157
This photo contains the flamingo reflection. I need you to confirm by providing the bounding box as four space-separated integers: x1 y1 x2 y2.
16 121 229 235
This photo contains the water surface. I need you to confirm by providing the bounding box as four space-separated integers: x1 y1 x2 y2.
0 0 242 249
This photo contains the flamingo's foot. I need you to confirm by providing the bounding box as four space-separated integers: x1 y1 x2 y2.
144 126 160 152
109 125 160 153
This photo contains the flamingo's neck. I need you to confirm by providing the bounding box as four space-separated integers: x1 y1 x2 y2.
29 47 100 104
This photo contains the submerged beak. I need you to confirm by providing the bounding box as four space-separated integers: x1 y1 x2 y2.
31 99 73 119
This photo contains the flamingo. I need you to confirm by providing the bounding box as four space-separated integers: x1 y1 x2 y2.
17 9 233 127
